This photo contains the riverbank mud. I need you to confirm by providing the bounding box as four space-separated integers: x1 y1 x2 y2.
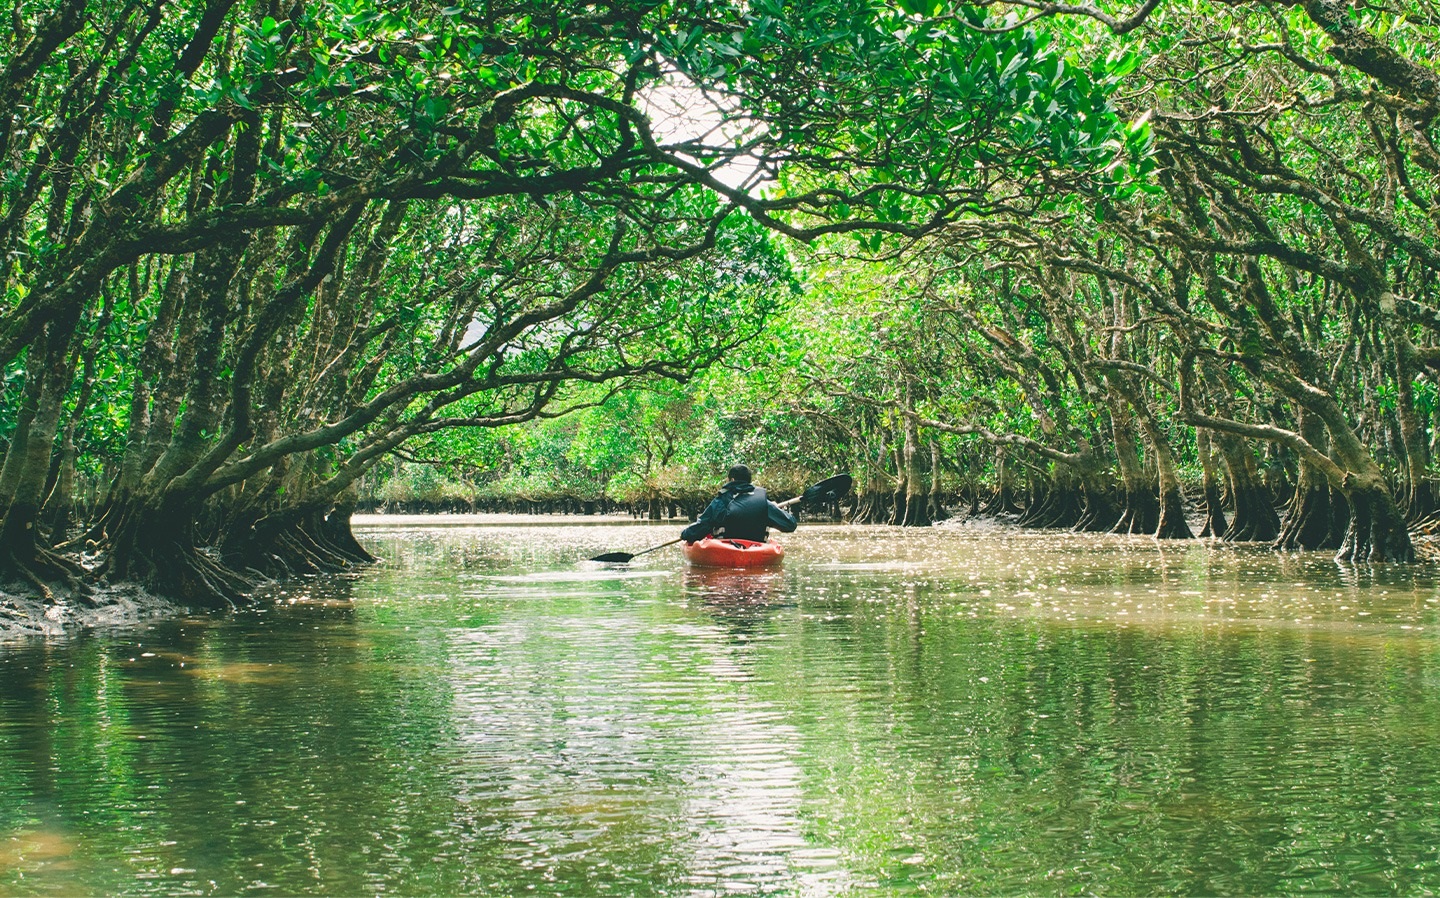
0 585 181 639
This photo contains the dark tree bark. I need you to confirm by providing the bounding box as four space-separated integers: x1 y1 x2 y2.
1381 296 1439 523
1196 428 1228 538
1340 482 1416 562
102 490 251 608
981 448 1023 517
897 392 932 526
0 307 91 598
926 441 949 523
1107 399 1158 534
1216 434 1281 543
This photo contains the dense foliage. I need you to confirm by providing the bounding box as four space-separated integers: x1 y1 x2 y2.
375 0 1440 567
13 0 1440 609
0 0 1136 605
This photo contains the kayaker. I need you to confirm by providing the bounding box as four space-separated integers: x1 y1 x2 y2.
681 464 798 543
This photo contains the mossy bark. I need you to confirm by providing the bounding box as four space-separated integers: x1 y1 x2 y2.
1216 435 1280 543
1337 482 1415 562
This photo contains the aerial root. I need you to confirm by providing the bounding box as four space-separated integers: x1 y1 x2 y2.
0 545 93 605
13 557 55 604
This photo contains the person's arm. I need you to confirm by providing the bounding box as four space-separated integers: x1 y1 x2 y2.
767 501 798 533
682 497 727 542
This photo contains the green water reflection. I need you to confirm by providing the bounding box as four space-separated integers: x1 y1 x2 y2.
3 520 1440 895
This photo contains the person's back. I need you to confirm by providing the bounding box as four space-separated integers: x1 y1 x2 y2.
681 465 797 543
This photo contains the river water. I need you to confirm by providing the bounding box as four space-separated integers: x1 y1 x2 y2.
2 517 1440 895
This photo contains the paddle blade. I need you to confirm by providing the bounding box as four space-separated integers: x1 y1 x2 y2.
801 473 853 505
589 551 635 563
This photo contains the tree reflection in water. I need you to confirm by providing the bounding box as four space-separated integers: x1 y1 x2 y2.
683 567 791 641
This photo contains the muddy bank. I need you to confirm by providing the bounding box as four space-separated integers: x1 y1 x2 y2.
0 585 183 639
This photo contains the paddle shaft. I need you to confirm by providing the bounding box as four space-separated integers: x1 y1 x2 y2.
630 536 683 558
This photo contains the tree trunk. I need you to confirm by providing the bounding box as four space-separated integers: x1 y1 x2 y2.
1386 316 1438 523
1276 470 1348 552
1196 428 1228 538
40 436 77 541
1107 399 1158 534
102 490 253 609
898 400 931 526
0 325 85 598
1141 411 1192 540
0 348 45 514
1338 480 1415 562
1311 392 1415 563
1018 466 1087 529
927 441 948 522
1075 471 1120 532
982 448 1022 516
1216 434 1281 542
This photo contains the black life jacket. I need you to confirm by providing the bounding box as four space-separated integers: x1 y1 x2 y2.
717 483 772 542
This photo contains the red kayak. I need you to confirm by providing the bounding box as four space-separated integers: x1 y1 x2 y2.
682 537 784 568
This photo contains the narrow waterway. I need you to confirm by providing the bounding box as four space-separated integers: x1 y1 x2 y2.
3 518 1440 895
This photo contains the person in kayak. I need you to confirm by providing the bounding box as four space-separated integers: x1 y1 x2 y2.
681 464 798 543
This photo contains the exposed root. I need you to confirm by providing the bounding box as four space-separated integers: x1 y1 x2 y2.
1275 486 1347 551
276 529 343 573
1074 491 1120 533
1405 480 1439 526
1336 488 1415 563
13 559 54 603
1223 486 1281 543
980 484 1023 517
0 544 92 605
1155 490 1194 540
1199 482 1227 538
104 539 253 610
1018 485 1084 529
224 510 378 580
323 511 378 563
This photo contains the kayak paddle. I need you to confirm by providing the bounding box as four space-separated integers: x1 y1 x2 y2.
588 473 852 563
781 472 853 508
590 537 684 564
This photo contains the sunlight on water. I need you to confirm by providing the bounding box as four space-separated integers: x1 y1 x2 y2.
479 570 674 582
2 518 1440 895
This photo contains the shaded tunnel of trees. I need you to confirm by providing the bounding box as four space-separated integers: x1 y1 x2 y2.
5 0 1440 609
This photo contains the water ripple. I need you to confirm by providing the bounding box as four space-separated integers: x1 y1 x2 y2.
1 521 1438 894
